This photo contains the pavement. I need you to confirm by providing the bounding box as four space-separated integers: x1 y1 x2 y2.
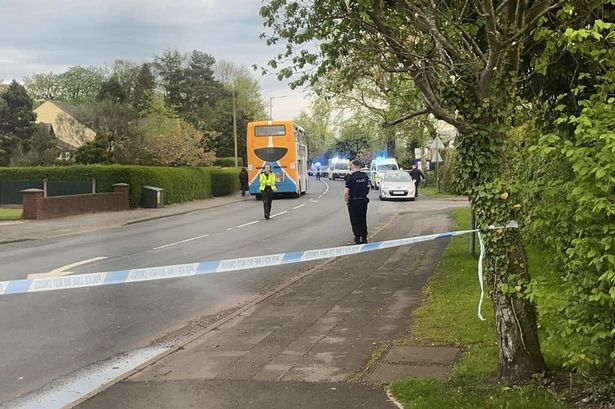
77 203 460 409
0 193 248 245
0 178 470 408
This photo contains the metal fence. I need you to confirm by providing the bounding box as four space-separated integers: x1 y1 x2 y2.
47 181 92 197
0 179 93 204
0 180 44 205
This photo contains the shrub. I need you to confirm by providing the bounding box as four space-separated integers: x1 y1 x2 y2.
0 165 220 207
210 168 240 197
214 157 243 167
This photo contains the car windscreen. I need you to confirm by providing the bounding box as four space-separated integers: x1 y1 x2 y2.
334 163 349 170
383 172 411 182
377 164 398 171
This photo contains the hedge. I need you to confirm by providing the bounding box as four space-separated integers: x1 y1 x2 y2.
210 168 241 197
214 157 243 167
0 165 235 207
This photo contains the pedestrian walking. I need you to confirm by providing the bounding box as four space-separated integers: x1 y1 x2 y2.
316 167 321 181
239 167 249 197
344 159 370 244
259 164 277 219
409 164 426 198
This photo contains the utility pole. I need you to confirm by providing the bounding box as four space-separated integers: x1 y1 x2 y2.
233 87 238 168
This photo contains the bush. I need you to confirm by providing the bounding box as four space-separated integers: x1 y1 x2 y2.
0 165 222 207
210 168 240 197
214 157 243 167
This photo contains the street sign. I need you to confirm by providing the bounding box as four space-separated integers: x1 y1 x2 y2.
414 148 422 159
432 151 443 163
429 137 445 150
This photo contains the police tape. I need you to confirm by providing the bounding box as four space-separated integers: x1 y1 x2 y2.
0 222 518 320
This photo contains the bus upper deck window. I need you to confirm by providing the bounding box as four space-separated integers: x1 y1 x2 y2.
254 125 286 136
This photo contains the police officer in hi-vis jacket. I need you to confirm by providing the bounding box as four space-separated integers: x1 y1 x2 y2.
259 164 277 219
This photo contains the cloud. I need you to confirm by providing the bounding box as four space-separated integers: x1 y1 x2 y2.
0 0 310 118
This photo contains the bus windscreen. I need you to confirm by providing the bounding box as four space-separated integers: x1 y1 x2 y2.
254 125 286 136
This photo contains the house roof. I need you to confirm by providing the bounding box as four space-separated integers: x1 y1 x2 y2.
48 100 83 119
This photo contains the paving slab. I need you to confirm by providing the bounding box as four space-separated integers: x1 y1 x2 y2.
78 380 396 409
367 363 453 383
77 207 456 408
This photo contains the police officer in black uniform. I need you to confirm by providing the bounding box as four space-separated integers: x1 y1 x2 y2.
344 159 370 244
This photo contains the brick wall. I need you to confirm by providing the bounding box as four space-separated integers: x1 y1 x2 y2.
22 184 129 220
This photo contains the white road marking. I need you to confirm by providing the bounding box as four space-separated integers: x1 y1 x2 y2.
236 220 260 228
226 228 234 231
270 210 287 218
28 256 108 279
310 199 319 203
320 180 330 198
292 204 306 210
153 234 209 250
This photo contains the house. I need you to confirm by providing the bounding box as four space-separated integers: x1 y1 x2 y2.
34 101 96 159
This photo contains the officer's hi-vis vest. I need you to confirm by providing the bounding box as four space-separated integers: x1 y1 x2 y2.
259 172 277 191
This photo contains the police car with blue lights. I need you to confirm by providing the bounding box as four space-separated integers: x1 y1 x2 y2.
369 157 400 190
328 157 351 180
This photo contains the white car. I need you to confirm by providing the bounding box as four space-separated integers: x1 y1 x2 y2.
379 171 416 201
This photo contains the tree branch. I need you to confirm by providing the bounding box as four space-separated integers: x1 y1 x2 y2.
365 7 463 128
502 1 562 47
477 0 501 100
397 0 469 66
382 109 429 128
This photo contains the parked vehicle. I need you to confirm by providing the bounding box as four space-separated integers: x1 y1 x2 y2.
369 158 399 189
328 158 351 180
378 171 416 201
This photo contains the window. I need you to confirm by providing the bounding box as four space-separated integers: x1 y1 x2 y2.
377 164 399 171
384 172 411 182
254 125 286 136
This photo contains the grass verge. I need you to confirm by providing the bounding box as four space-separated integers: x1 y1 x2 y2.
0 208 22 220
389 208 570 409
420 185 463 198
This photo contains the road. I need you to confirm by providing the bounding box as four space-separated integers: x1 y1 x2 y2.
0 178 427 405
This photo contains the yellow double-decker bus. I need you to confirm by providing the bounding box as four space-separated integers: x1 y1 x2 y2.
246 120 308 197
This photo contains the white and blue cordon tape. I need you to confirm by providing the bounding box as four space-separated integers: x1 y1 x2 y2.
0 222 518 320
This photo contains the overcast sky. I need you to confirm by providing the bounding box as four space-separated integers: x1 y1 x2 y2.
0 0 310 119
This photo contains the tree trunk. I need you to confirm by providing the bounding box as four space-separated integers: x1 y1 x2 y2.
486 225 547 383
491 238 547 381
